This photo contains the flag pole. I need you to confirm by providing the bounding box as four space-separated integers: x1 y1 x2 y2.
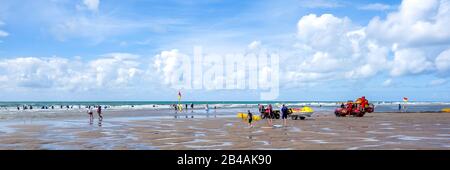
178 90 182 112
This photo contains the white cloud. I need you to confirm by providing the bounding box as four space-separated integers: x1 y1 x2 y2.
82 0 100 12
390 48 433 76
345 41 390 79
0 30 7 37
435 48 450 72
0 21 7 37
367 0 450 47
0 53 145 91
297 14 353 51
153 49 189 86
287 0 450 86
359 3 393 11
299 52 342 73
290 13 391 85
248 41 261 50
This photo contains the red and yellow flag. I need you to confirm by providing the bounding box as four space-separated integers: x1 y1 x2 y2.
403 97 408 102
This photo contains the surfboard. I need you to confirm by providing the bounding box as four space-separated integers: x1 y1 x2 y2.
273 125 283 128
291 107 314 113
237 113 262 121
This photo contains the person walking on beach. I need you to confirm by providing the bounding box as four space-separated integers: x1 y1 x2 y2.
87 107 94 123
247 110 254 127
266 104 273 126
97 105 103 121
398 104 402 112
281 104 289 126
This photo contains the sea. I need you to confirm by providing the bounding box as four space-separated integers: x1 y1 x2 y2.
0 101 449 113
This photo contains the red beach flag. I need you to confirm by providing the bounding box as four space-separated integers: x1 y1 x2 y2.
178 91 182 100
403 97 408 102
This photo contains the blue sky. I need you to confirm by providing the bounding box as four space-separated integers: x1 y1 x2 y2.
0 0 450 101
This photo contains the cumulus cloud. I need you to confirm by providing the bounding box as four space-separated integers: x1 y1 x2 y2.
0 53 145 91
289 13 389 85
287 0 450 86
435 48 450 72
390 48 433 76
297 14 353 51
153 49 191 87
367 0 450 47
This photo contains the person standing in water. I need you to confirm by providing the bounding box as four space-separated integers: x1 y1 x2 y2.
97 105 103 121
87 107 94 124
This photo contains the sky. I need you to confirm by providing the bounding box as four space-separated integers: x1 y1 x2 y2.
0 0 450 101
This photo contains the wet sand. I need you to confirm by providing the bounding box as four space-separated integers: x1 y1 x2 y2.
0 112 449 150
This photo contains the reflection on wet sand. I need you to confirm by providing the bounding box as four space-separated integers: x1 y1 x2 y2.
0 112 449 150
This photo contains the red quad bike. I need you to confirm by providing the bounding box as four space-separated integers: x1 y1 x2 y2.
335 103 374 117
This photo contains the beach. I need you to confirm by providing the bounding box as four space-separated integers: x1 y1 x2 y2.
0 109 449 150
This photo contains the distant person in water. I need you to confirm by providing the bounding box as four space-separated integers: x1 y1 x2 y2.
173 104 177 111
247 110 254 127
398 104 402 112
185 104 188 110
191 103 194 109
97 105 103 121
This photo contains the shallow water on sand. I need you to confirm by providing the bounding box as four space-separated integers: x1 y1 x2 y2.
0 112 449 150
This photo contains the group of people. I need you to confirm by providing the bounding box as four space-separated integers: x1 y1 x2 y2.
248 104 290 127
14 104 109 111
340 96 370 112
87 105 103 123
172 103 195 111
